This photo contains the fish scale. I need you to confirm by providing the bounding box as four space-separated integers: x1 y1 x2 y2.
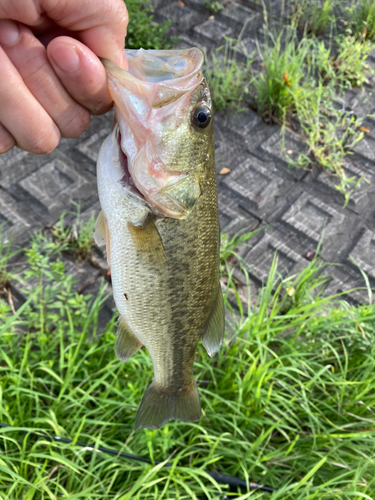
96 48 224 429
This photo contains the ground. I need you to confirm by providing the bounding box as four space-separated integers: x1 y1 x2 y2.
1 0 375 307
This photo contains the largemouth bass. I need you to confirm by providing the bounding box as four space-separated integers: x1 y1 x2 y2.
95 48 224 430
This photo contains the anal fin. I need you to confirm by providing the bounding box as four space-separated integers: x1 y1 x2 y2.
201 287 225 357
115 317 143 361
134 380 201 430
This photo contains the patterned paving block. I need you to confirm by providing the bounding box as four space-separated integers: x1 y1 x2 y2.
240 0 283 14
234 36 262 62
216 109 277 155
214 124 248 176
323 265 371 306
74 127 112 164
278 191 361 262
159 2 207 29
244 229 307 283
257 130 308 180
303 156 375 216
218 190 260 234
281 193 345 243
221 155 294 219
193 18 234 46
352 134 375 163
0 188 37 246
347 229 375 281
0 149 48 190
15 154 96 226
216 4 262 35
180 0 208 11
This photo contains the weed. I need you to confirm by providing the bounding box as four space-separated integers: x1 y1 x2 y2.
49 209 96 261
345 0 375 40
1 237 375 498
204 0 224 13
253 32 311 122
0 231 14 292
291 0 336 36
205 39 253 111
125 0 176 50
252 28 373 201
289 81 367 204
315 36 373 87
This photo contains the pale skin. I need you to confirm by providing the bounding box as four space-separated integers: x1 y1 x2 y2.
0 0 128 155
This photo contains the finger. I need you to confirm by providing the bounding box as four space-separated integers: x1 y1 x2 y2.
0 123 16 154
0 20 90 139
44 0 128 66
1 0 128 67
47 37 112 115
0 46 60 154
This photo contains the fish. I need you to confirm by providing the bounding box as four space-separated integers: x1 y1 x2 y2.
95 48 224 430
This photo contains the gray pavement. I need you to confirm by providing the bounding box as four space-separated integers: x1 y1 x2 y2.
1 0 375 305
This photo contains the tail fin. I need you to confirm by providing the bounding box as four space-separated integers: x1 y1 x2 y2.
134 380 201 430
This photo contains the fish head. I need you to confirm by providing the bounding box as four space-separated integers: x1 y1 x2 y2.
103 48 213 219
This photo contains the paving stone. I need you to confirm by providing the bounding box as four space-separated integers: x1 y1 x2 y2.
2 0 375 306
352 135 375 163
221 155 294 220
257 129 309 181
159 2 207 29
218 189 260 233
243 229 307 284
216 4 262 35
193 18 234 46
278 191 355 262
346 228 375 281
303 155 375 216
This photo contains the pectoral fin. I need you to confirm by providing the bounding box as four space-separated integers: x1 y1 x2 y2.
94 211 106 247
115 317 143 361
201 287 225 357
94 210 111 265
128 217 166 265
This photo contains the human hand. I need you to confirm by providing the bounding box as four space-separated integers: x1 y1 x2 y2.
0 0 128 154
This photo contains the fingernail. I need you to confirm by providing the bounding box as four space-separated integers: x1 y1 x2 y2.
0 20 20 47
49 43 80 73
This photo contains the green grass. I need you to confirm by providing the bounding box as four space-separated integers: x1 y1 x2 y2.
251 28 373 202
252 32 311 122
345 0 375 41
205 39 253 111
125 0 176 50
204 0 224 13
48 206 96 262
290 0 336 36
0 226 375 498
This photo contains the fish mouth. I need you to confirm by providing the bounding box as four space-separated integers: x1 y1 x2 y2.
117 128 201 218
116 128 146 202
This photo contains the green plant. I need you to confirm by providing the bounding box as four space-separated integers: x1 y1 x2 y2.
253 32 311 122
252 28 373 201
125 0 176 50
0 230 14 293
291 0 336 36
315 36 373 87
345 0 375 40
204 0 224 13
290 92 368 204
49 208 96 261
1 239 375 498
205 39 253 111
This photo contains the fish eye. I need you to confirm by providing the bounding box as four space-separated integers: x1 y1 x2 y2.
192 106 212 129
